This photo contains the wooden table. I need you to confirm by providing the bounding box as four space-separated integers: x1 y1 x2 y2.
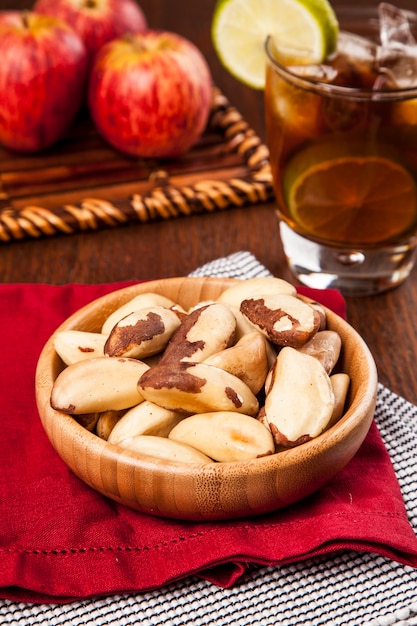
1 0 417 405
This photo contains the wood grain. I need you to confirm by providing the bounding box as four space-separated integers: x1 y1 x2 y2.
0 89 273 242
2 0 417 408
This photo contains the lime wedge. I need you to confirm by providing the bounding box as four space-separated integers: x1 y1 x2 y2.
211 0 339 89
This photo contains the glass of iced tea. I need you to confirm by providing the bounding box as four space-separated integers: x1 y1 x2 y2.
265 4 417 295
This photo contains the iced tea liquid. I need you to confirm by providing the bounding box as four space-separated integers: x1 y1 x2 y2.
265 34 417 250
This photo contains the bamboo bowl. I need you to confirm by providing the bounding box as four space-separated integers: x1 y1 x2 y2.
35 277 378 521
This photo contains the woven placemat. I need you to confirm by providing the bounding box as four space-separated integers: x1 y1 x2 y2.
0 89 273 243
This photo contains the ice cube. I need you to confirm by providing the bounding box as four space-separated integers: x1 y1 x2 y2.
379 2 415 47
289 64 338 83
329 32 379 89
376 47 417 88
376 2 417 89
337 31 378 66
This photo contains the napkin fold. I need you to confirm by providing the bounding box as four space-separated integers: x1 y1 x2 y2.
1 251 417 605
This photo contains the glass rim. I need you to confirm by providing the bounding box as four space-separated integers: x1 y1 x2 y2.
264 33 417 102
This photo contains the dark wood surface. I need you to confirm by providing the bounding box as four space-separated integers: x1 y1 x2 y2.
1 0 417 405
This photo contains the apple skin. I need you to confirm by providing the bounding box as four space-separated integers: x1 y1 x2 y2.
0 12 88 153
88 30 213 158
33 0 148 69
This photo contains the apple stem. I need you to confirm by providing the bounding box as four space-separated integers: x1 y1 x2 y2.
82 0 97 7
124 32 147 52
21 11 31 29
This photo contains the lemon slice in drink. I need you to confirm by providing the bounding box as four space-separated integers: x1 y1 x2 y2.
211 0 339 89
283 141 417 245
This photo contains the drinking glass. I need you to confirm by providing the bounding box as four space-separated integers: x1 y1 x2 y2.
265 5 417 295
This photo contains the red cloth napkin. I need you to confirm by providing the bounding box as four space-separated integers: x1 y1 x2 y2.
1 281 417 605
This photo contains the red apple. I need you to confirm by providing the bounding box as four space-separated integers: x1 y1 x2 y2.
33 0 148 69
88 30 213 158
0 12 88 153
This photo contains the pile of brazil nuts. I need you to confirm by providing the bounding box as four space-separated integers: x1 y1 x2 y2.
50 277 350 464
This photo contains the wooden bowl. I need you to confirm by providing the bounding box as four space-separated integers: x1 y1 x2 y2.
35 277 378 521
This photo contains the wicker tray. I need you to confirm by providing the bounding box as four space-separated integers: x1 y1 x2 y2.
0 88 274 243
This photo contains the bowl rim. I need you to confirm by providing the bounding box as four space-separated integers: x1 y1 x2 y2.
35 276 378 518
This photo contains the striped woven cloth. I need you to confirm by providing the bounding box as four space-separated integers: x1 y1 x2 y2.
2 252 417 626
